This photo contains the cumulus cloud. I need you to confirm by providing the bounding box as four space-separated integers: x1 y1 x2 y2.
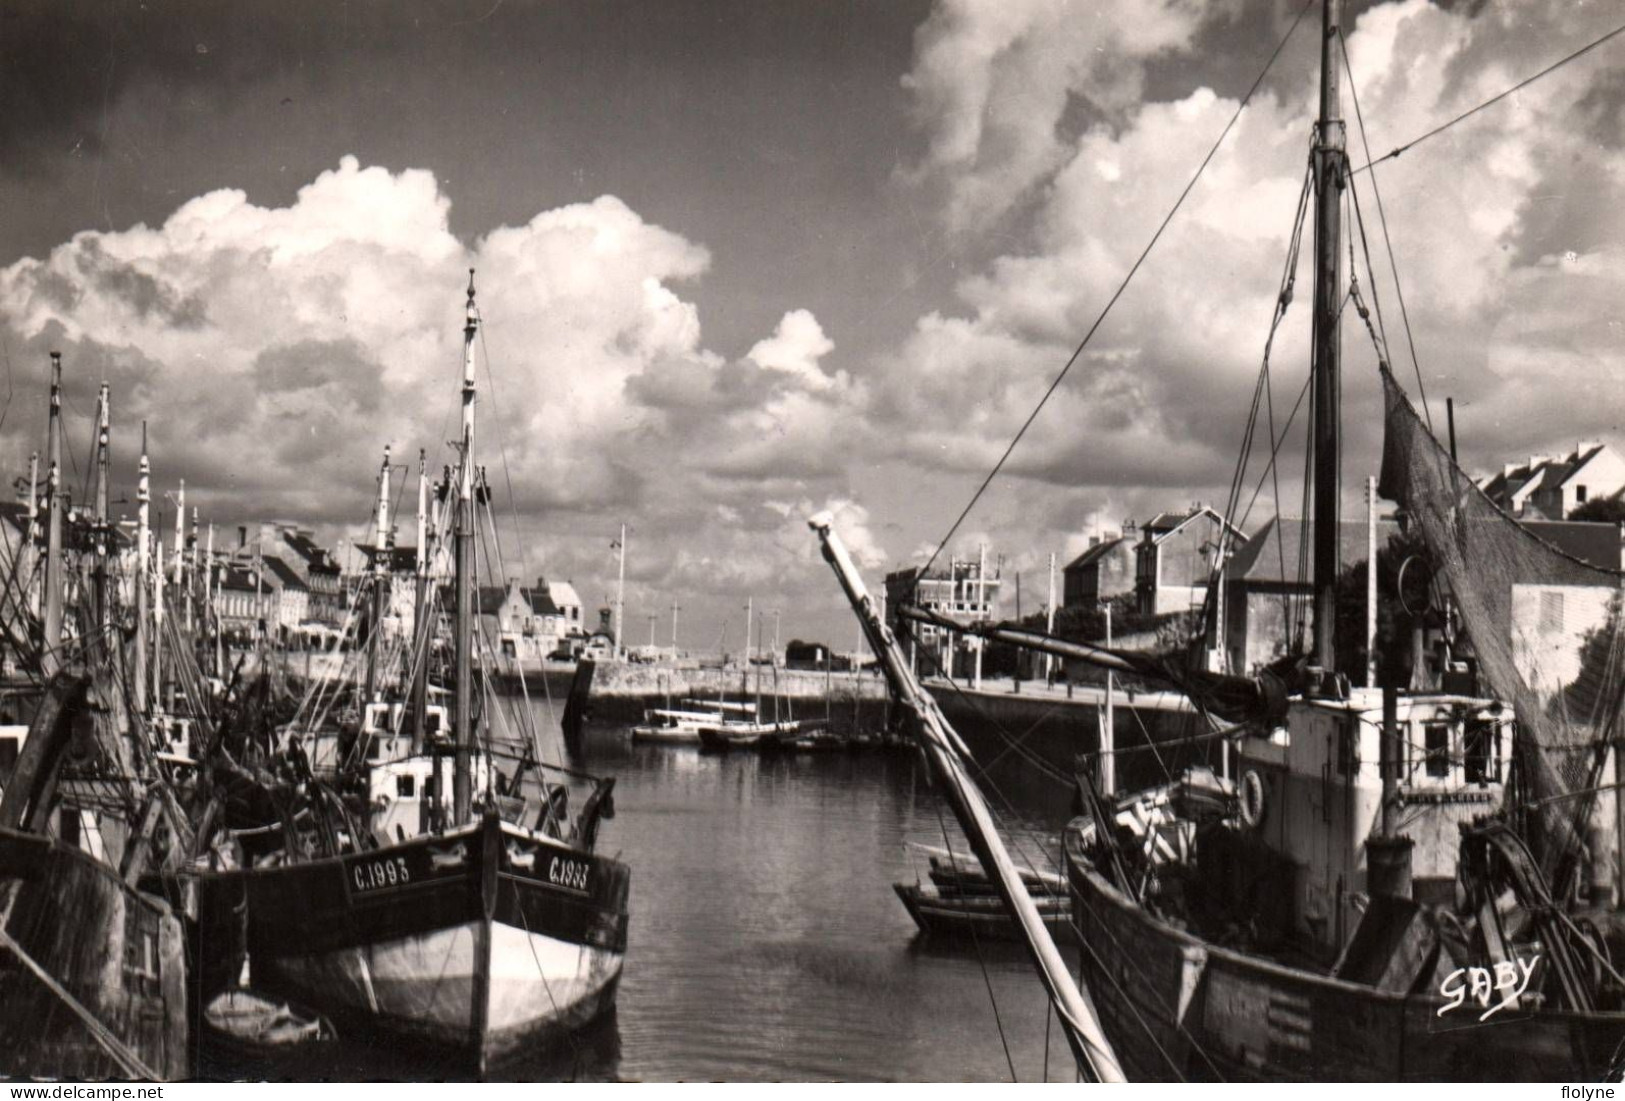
0 155 877 640
901 0 1221 231
887 0 1625 551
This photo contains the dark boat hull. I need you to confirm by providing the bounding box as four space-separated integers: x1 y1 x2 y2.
894 883 1075 945
201 814 629 1071
1062 817 1625 1081
0 830 187 1080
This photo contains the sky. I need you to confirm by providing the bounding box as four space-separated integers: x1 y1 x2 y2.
3 0 1624 653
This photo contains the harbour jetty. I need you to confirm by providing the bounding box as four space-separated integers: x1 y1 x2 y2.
582 658 890 724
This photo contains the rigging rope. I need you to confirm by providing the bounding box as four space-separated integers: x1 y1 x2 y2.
914 0 1317 590
1341 34 1432 431
1353 18 1625 176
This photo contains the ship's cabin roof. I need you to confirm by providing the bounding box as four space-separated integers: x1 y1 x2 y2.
1242 688 1511 796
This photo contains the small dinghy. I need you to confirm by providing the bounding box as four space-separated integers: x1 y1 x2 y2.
204 989 336 1054
894 883 1075 944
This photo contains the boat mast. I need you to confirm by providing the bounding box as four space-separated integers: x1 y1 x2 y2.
365 445 391 705
411 448 431 752
153 539 164 714
25 451 38 619
135 429 148 713
810 512 1125 1082
188 507 199 632
453 271 478 824
1310 0 1346 674
614 523 627 661
42 353 63 678
93 383 110 646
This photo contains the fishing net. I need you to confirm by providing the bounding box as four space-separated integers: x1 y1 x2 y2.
1379 367 1625 886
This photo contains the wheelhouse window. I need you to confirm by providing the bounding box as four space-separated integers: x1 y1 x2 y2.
1423 721 1452 778
397 774 416 799
1463 719 1501 785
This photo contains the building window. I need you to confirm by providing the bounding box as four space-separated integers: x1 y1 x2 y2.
1540 590 1565 633
397 774 416 799
1577 485 1588 503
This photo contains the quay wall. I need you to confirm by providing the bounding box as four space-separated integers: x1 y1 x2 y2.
582 660 891 724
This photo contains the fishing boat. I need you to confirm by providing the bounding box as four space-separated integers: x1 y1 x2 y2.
695 717 810 752
630 698 754 743
809 0 1625 1081
195 274 632 1074
0 369 190 1080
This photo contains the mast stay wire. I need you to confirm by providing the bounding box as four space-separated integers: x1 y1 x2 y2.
913 0 1318 592
1210 158 1313 643
1351 18 1625 178
1340 34 1432 431
474 305 560 715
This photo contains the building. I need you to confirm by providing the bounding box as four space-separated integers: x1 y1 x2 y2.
475 578 584 660
237 523 345 624
214 563 275 639
1479 442 1625 520
1135 507 1246 616
1061 531 1135 609
1223 516 1400 675
1221 514 1624 678
884 554 1001 680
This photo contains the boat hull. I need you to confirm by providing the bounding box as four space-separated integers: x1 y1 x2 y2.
630 725 703 743
0 830 187 1080
895 882 1074 944
1062 817 1625 1081
202 815 629 1072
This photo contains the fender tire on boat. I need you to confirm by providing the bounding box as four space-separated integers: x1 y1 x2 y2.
1239 768 1266 829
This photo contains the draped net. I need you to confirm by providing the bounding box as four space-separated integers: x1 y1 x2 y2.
1379 368 1625 886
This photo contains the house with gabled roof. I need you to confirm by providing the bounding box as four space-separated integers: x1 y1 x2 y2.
238 522 346 624
1223 515 1401 675
1062 532 1135 609
1134 506 1246 616
1479 442 1625 520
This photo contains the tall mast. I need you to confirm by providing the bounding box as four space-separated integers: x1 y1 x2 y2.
25 451 38 619
188 507 199 632
205 522 216 678
1310 0 1346 673
453 271 478 824
411 449 431 751
42 353 64 678
93 382 110 645
615 523 627 661
153 538 165 713
135 427 149 713
365 445 391 704
173 480 185 586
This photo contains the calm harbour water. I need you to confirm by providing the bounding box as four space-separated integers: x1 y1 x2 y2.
207 691 1083 1083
